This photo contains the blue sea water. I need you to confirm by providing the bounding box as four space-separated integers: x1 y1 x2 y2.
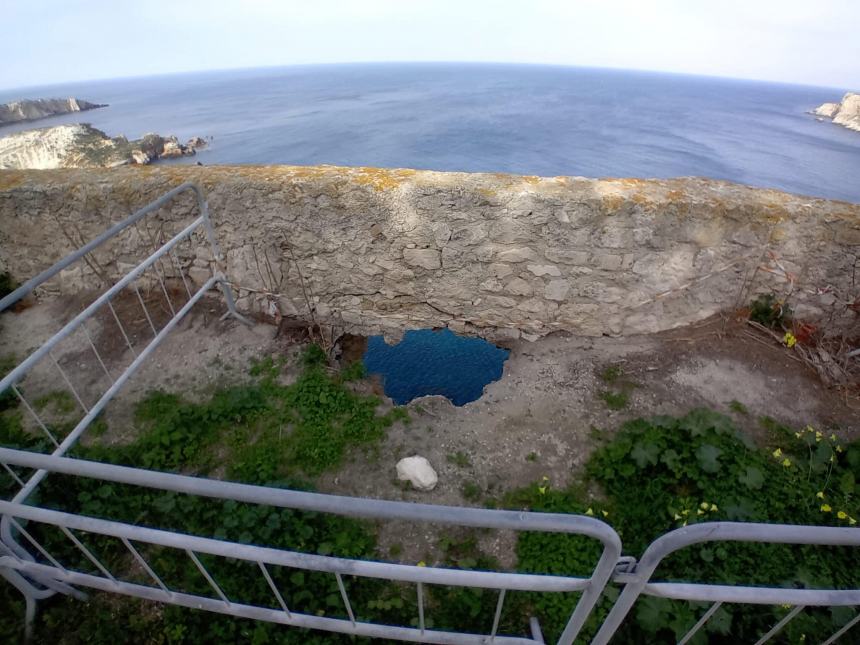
1 63 859 202
362 329 509 405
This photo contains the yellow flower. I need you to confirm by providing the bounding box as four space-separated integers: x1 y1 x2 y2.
772 448 782 458
417 561 426 567
538 486 547 495
681 509 690 516
585 507 594 516
601 510 609 518
816 492 825 499
794 432 801 438
710 504 718 512
850 518 857 526
830 433 837 441
783 332 796 348
673 513 681 520
697 509 705 516
837 511 848 520
821 504 832 513
836 445 843 453
781 458 792 467
805 425 814 433
700 502 709 510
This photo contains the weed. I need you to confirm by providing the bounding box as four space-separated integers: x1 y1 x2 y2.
749 293 792 329
34 390 77 415
728 399 749 415
0 272 15 299
600 390 629 410
447 451 471 468
526 451 538 462
340 360 367 382
599 365 623 384
461 481 482 501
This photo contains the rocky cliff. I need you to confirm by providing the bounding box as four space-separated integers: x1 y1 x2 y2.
0 166 858 341
0 125 206 169
0 97 106 126
812 92 860 132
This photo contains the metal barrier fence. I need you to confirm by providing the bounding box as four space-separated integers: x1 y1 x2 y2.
0 183 858 643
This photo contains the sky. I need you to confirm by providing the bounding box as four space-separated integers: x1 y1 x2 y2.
1 0 858 91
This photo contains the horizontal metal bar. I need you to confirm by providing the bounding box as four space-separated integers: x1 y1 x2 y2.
0 448 619 547
0 182 205 312
0 215 204 394
643 581 860 606
0 500 591 593
1 558 540 645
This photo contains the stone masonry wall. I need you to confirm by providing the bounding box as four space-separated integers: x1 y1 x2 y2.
1 166 859 341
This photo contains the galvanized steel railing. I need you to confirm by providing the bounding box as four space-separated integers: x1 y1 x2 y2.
0 183 858 643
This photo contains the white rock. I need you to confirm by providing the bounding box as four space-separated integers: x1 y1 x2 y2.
396 456 438 491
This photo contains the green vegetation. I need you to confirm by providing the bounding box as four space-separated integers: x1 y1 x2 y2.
728 399 749 415
597 364 635 411
461 481 482 501
0 271 16 300
599 389 629 410
749 293 792 329
503 409 859 642
526 451 538 462
447 450 471 468
0 345 856 645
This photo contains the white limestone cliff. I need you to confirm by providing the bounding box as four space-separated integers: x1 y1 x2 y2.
812 92 860 132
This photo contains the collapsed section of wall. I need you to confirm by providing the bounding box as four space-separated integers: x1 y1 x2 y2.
1 166 858 340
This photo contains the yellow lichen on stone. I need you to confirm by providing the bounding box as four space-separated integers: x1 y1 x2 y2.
353 167 417 191
0 172 25 191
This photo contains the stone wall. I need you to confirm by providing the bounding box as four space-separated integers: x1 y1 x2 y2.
1 166 858 341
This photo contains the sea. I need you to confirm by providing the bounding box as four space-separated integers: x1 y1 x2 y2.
1 63 858 203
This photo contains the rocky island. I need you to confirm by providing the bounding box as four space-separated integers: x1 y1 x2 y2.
0 97 106 126
0 124 206 169
811 91 860 132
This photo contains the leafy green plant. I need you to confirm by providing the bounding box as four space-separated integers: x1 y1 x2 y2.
461 481 482 501
749 293 792 329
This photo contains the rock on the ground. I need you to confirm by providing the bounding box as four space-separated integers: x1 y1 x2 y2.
396 456 438 491
811 92 860 132
0 124 207 169
0 97 107 125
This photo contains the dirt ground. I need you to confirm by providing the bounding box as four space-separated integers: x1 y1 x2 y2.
1 295 857 566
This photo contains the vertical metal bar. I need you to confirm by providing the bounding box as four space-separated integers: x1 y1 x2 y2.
257 561 291 618
9 518 67 571
1 461 25 487
60 526 116 582
822 611 860 645
49 352 89 413
168 247 193 299
107 300 137 357
529 616 546 643
153 264 176 316
416 581 425 634
133 283 158 337
678 601 722 645
121 537 169 593
753 605 806 645
490 588 506 640
81 323 113 383
335 572 356 626
11 385 59 448
186 549 230 605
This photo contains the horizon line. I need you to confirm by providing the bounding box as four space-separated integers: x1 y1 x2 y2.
0 60 852 96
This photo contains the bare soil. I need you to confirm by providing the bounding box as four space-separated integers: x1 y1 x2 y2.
2 298 857 566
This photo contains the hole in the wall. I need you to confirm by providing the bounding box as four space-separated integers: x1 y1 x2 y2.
362 328 510 406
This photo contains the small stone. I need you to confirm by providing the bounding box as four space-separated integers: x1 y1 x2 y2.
545 279 570 301
505 277 533 296
403 248 441 270
497 247 539 263
526 264 561 277
396 456 438 491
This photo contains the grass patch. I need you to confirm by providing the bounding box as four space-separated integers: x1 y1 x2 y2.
728 399 749 415
461 481 482 501
599 390 629 410
447 451 471 468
